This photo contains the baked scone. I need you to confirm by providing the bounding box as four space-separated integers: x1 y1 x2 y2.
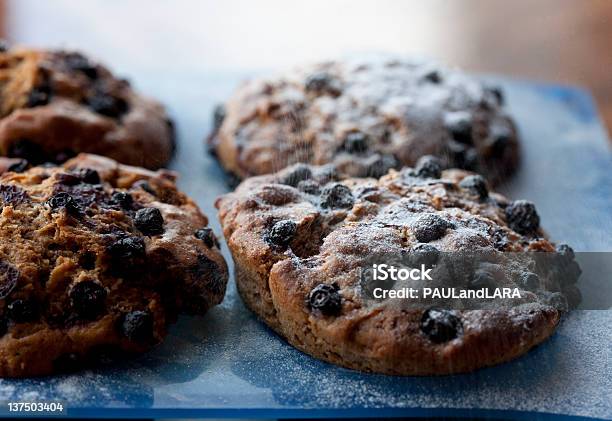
216 158 580 375
0 44 174 169
0 154 227 377
208 57 519 186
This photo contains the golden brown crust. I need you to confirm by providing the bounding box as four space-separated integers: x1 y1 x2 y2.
217 162 575 375
0 47 174 169
0 154 227 377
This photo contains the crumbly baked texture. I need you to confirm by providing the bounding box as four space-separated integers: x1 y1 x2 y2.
216 159 580 375
208 57 519 186
0 154 227 377
0 45 175 169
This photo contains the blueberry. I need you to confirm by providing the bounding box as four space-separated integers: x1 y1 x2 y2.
120 310 153 342
69 280 107 319
445 112 473 144
412 243 439 254
342 132 368 154
469 269 496 289
459 175 488 199
423 70 442 83
414 155 442 178
0 261 19 299
492 229 509 251
556 244 575 262
7 159 29 173
8 139 47 164
134 207 164 236
212 104 226 130
64 52 98 79
297 180 320 195
488 124 513 155
320 183 354 209
0 40 9 53
280 164 312 187
420 308 463 343
462 148 480 171
195 227 220 248
409 243 439 266
75 168 101 184
107 236 146 261
543 292 568 313
48 192 81 215
7 299 37 323
487 86 505 105
445 140 465 166
307 283 342 316
265 220 297 249
360 265 386 299
519 272 540 291
26 83 52 107
86 92 128 118
134 180 156 196
411 214 453 243
364 154 397 178
505 200 540 235
304 72 339 95
111 191 134 210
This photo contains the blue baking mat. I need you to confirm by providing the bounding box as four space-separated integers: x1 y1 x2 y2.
0 74 610 420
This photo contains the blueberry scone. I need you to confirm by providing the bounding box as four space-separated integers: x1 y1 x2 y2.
208 57 519 186
0 43 174 169
0 154 227 377
216 158 580 375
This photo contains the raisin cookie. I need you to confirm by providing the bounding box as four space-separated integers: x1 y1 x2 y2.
216 158 580 375
0 154 227 377
208 57 519 186
0 44 174 169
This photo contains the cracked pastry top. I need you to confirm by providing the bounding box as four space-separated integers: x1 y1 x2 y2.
208 56 520 186
216 157 580 375
0 154 227 377
0 44 175 169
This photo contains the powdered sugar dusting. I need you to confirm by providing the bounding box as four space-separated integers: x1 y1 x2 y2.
2 282 607 419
